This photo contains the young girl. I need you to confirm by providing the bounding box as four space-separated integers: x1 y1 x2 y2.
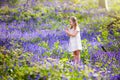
65 16 82 64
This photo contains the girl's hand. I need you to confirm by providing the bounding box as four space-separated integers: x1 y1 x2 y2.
64 28 68 31
65 29 69 34
65 28 69 31
66 28 68 30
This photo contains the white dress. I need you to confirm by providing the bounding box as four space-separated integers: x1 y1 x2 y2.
68 27 82 52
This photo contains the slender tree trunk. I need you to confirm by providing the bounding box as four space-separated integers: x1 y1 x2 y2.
99 0 109 11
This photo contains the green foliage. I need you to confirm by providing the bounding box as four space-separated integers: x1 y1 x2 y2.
8 0 19 6
96 36 101 43
38 41 49 50
20 11 32 21
51 41 63 56
112 19 120 39
54 41 59 49
110 0 120 12
97 14 120 51
0 51 100 80
0 46 36 80
81 39 90 64
39 41 72 59
0 6 10 15
0 6 19 21
101 30 109 42
62 51 73 59
42 51 51 57
31 37 41 43
70 0 80 4
42 57 99 80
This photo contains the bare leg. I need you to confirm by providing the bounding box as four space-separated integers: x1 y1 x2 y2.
76 50 80 64
73 51 77 64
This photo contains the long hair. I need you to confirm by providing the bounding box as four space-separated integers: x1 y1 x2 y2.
70 16 78 30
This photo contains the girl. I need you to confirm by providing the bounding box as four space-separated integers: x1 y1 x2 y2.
65 16 82 65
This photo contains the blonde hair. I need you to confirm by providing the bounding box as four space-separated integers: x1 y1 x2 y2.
70 16 78 30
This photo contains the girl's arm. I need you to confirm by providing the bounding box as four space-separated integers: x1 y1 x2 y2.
65 29 78 37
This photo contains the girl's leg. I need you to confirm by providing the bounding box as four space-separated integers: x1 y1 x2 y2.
73 51 77 64
76 50 80 64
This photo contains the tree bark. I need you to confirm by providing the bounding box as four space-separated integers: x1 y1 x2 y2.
99 0 108 11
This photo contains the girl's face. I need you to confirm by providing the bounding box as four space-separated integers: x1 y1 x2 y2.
70 19 74 27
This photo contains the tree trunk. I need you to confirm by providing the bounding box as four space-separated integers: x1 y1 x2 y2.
99 0 108 11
